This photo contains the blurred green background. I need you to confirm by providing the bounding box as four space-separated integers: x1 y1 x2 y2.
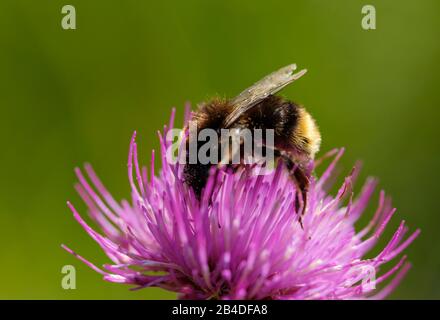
0 0 438 299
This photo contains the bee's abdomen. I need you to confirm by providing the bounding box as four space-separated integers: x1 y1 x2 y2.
237 95 300 150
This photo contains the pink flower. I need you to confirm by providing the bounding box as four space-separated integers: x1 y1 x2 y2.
63 107 419 299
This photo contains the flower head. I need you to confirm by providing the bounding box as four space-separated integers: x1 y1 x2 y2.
63 107 419 299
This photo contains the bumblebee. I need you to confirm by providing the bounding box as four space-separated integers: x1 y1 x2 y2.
183 64 321 223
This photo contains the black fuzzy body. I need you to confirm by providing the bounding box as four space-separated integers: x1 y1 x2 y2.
183 95 305 199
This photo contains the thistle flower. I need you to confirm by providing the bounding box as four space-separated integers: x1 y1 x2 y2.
63 107 419 300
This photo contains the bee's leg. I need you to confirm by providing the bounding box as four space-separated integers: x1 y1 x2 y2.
293 167 310 226
280 155 310 229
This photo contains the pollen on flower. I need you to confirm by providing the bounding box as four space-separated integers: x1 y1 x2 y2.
62 107 420 300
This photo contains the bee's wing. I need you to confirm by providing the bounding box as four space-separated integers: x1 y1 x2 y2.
223 64 307 128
